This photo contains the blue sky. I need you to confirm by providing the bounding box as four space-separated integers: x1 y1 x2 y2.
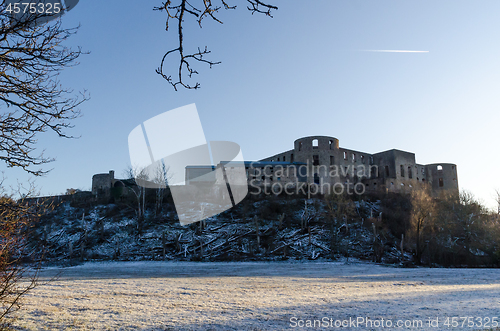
4 0 500 210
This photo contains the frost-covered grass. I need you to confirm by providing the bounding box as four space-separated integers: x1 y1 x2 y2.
11 261 500 330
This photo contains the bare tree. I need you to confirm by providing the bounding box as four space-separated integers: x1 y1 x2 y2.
125 162 173 223
0 1 87 175
407 184 436 264
154 0 278 90
0 4 84 326
325 193 355 257
0 180 52 329
437 190 488 265
152 162 171 217
123 166 148 220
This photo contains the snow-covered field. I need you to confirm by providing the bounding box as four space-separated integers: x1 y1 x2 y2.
13 261 500 330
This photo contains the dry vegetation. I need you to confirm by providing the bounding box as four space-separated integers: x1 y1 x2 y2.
29 185 500 269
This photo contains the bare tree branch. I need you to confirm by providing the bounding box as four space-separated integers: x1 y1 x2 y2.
0 3 84 326
154 0 277 90
0 180 49 327
247 0 277 17
0 1 88 175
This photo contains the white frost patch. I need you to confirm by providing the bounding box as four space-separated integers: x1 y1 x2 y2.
13 261 500 330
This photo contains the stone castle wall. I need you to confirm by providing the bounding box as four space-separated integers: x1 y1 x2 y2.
260 135 458 196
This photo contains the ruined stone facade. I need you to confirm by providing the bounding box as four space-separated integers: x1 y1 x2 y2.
259 136 458 196
91 170 126 198
95 136 458 198
186 161 308 187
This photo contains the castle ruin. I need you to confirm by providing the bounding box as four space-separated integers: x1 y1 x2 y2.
257 135 458 196
94 135 459 198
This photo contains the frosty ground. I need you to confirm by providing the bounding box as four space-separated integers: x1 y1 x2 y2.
13 261 500 330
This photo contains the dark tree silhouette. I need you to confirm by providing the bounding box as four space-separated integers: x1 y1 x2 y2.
154 0 278 90
0 1 87 175
0 2 84 327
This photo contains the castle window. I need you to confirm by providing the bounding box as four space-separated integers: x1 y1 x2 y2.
314 173 320 184
361 155 365 164
422 179 425 182
385 166 390 177
400 165 405 177
344 151 347 160
330 156 334 165
277 157 280 161
312 139 318 149
437 165 443 171
299 142 302 151
283 156 286 162
370 156 374 165
329 140 334 149
439 178 444 187
408 166 412 179
291 154 294 163
452 166 455 170
313 155 319 166
352 153 356 162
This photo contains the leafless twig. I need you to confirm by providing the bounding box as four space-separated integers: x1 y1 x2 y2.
154 0 277 90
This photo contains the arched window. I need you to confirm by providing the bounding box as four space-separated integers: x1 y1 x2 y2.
312 139 318 149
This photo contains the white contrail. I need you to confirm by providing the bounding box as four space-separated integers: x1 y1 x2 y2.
362 50 429 53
